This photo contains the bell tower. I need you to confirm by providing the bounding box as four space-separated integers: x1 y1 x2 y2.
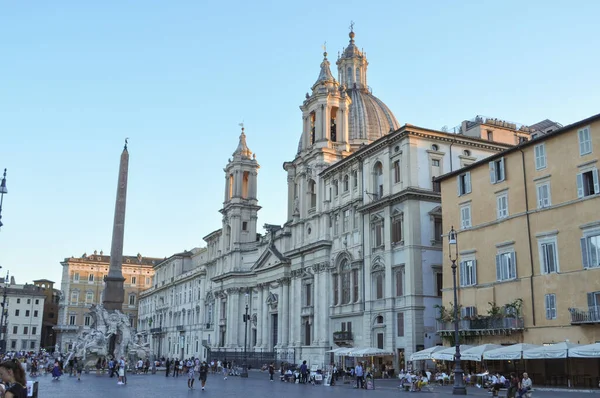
220 125 261 252
298 47 352 153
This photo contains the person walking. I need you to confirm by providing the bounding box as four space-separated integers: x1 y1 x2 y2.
75 359 83 381
165 358 171 377
198 361 209 391
187 362 195 389
355 362 364 389
299 360 308 384
268 362 275 382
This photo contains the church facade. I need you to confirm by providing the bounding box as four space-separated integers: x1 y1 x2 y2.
138 29 516 370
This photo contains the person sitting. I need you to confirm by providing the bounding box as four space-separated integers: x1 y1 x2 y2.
518 373 532 398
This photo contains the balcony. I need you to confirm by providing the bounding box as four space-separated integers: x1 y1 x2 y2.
150 327 162 334
300 306 314 317
333 331 353 342
176 324 185 331
437 317 524 337
569 307 600 325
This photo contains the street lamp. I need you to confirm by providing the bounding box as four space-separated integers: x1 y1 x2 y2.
0 169 8 230
0 270 9 353
448 226 466 395
240 291 249 378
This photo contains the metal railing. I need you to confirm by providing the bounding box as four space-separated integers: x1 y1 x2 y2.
437 317 524 333
569 307 600 324
333 331 353 341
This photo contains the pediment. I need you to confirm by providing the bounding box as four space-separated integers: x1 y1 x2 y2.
252 245 290 271
429 206 442 216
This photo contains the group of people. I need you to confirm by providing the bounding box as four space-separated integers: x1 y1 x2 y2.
489 372 533 398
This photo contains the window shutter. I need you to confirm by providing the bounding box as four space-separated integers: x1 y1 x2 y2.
577 173 584 198
495 254 502 281
587 292 595 309
489 161 496 184
473 260 477 285
593 169 599 194
460 307 466 318
537 186 543 208
545 295 551 319
579 129 587 155
499 158 505 181
459 262 465 286
511 251 517 279
581 237 589 269
457 175 461 196
466 172 472 193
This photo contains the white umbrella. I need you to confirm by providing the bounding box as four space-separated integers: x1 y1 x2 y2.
431 345 474 361
460 344 503 362
326 347 354 355
483 344 541 360
523 342 582 359
349 347 395 357
410 346 445 361
568 343 600 358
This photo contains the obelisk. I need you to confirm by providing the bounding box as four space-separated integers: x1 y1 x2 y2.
103 139 129 312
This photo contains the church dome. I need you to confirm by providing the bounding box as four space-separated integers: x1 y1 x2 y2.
347 87 400 141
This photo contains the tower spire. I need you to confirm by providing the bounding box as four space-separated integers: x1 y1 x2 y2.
312 43 337 89
233 123 253 159
103 142 129 312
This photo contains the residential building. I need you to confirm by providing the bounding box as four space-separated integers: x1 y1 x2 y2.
0 278 46 352
436 112 600 346
32 279 61 350
55 251 160 352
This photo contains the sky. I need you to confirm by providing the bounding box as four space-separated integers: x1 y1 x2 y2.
1 1 599 290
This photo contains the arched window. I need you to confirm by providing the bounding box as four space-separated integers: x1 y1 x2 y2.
310 112 316 145
226 225 232 249
376 315 384 324
373 162 383 199
333 272 339 305
341 259 351 304
343 175 349 192
347 67 352 85
242 171 249 198
374 273 384 299
355 67 360 84
228 174 234 199
308 180 317 209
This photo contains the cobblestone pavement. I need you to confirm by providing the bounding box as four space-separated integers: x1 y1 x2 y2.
31 371 600 398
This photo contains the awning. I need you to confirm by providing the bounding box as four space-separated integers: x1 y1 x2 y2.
410 346 445 361
568 343 600 358
325 347 354 355
431 345 474 361
348 347 395 357
523 342 582 359
460 344 503 362
483 344 541 360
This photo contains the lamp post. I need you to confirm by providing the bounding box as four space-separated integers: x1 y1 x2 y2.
0 270 9 354
448 226 466 395
240 292 249 378
0 168 8 230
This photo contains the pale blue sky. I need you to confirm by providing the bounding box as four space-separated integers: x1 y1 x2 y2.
1 1 598 289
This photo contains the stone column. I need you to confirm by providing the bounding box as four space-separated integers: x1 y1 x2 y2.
320 269 329 345
262 287 270 349
231 289 240 347
257 286 264 347
281 278 290 347
312 266 319 344
277 283 283 348
289 277 297 346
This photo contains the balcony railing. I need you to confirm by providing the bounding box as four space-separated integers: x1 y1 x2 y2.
569 307 600 324
176 324 185 331
437 317 524 337
150 327 162 334
333 331 353 341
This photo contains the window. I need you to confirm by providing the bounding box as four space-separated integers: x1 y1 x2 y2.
343 209 350 232
146 277 151 286
352 269 359 302
496 193 508 219
21 326 27 335
460 204 472 229
12 326 17 334
588 291 600 313
242 171 249 198
34 310 38 317
32 327 37 335
395 269 404 296
308 180 317 208
341 269 351 304
496 251 517 281
27 299 30 304
434 218 443 243
577 168 599 198
431 144 439 151
85 292 93 304
25 310 30 317
69 315 76 325
88 273 94 282
333 180 339 196
377 333 384 349
129 294 136 306
487 131 494 141
30 341 35 350
536 182 551 208
435 272 443 297
14 310 19 317
242 221 248 231
16 299 20 304
578 126 592 156
352 170 358 190
432 159 440 167
10 341 15 350
374 273 384 299
534 144 547 170
333 276 339 305
459 259 477 287
333 213 340 236
73 273 80 282
391 213 403 244
545 294 556 320
305 283 312 306
35 299 39 305
397 313 404 337
457 172 471 196
374 162 383 199
84 315 91 326
393 160 400 183
343 175 349 192
489 158 506 183
372 218 384 248
70 291 78 304
581 231 600 269
539 237 559 274
131 276 137 285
